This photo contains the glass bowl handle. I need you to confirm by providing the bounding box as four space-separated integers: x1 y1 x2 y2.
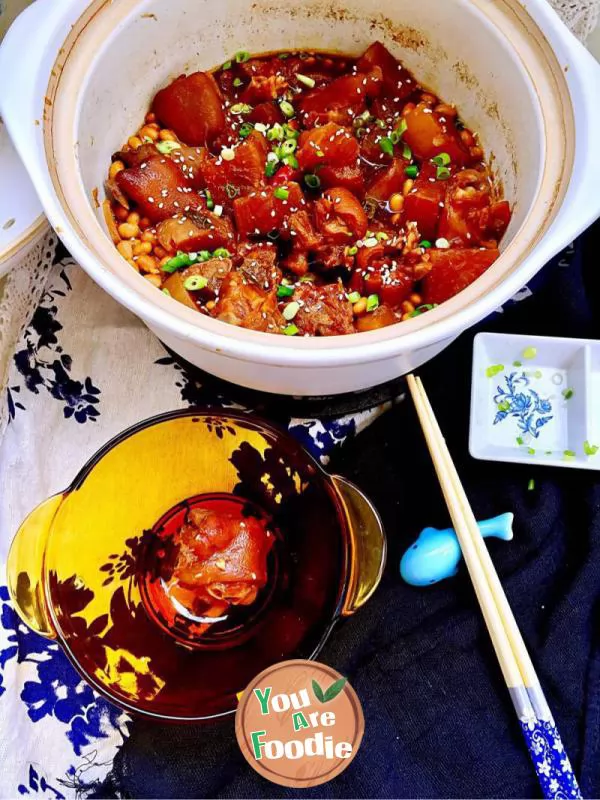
331 475 386 616
7 494 63 638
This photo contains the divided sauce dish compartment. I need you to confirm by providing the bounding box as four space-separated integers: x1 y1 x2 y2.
470 333 600 470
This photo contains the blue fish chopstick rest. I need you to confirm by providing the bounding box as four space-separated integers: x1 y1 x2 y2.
400 513 514 586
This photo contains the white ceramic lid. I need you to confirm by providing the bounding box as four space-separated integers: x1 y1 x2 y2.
0 0 47 278
0 118 47 277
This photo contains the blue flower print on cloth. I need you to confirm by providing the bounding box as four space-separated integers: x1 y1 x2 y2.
520 715 582 799
10 265 101 424
493 372 553 439
0 585 128 790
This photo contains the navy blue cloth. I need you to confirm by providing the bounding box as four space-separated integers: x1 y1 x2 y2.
98 222 600 799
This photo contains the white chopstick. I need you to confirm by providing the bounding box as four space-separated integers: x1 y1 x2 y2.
406 375 529 696
405 380 582 800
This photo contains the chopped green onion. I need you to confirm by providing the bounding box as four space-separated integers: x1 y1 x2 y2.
513 360 522 367
486 364 504 378
347 245 358 256
528 479 535 491
395 118 408 137
281 139 297 154
409 303 437 317
436 166 451 180
183 275 209 291
516 436 524 445
283 301 300 321
233 77 244 87
199 250 212 261
265 161 278 178
222 60 232 70
347 291 361 304
213 248 230 258
355 110 373 125
283 323 299 336
239 122 254 138
283 124 300 139
432 152 451 166
277 284 294 298
376 231 389 241
402 143 412 161
161 252 190 273
527 448 536 455
405 165 419 179
156 140 182 154
267 123 285 141
562 388 574 400
366 294 380 312
304 173 321 190
390 130 401 145
563 449 576 460
142 136 154 144
279 52 290 59
379 137 394 156
234 50 250 63
496 400 510 412
274 187 289 200
205 190 214 210
230 102 252 115
283 154 299 168
420 240 432 249
162 288 171 296
297 73 316 88
225 183 240 199
584 440 599 456
280 100 295 118
533 369 543 379
523 346 537 359
375 118 386 129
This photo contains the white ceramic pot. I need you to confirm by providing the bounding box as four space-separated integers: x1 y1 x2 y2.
1 0 599 395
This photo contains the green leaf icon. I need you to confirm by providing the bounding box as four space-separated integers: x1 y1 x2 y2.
323 677 347 702
312 677 347 703
312 679 325 703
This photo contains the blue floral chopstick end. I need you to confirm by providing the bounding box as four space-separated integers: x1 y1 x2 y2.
519 715 582 799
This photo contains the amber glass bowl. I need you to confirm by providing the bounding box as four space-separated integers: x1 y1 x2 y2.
8 411 385 722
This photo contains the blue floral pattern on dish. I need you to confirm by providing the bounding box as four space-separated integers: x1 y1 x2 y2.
493 372 553 439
